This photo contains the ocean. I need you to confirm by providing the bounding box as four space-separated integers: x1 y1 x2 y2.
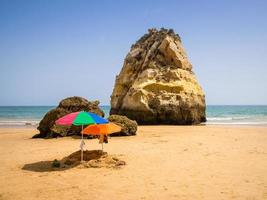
0 105 267 126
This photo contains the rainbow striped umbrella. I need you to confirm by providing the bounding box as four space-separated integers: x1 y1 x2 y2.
55 111 108 162
55 111 108 126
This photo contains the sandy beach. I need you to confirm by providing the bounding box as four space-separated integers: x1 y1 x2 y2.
0 126 266 200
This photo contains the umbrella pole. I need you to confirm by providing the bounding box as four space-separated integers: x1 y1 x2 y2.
81 124 83 162
102 143 103 152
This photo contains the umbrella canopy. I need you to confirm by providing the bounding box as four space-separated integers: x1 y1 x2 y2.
55 111 108 126
83 122 121 135
55 111 108 162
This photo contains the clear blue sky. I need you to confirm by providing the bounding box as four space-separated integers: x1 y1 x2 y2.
0 0 266 105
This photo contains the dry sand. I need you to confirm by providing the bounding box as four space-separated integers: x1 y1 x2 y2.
0 126 267 200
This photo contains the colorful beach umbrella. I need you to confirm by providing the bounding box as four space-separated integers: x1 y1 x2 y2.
55 111 108 126
83 122 121 151
83 122 121 135
55 111 108 162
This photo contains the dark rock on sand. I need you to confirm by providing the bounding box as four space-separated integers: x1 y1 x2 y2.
110 28 206 125
33 96 105 138
108 115 137 136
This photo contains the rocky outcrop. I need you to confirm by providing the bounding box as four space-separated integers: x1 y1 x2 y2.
110 28 206 125
108 115 137 136
33 96 105 138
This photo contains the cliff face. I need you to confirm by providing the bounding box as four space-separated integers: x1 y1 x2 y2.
110 28 206 125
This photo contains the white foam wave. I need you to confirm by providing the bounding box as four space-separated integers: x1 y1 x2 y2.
0 120 39 126
207 116 264 121
207 117 233 121
205 121 267 125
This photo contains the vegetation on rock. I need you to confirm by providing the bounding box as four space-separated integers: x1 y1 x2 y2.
108 115 137 136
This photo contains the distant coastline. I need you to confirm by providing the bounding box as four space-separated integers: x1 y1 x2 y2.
0 105 267 127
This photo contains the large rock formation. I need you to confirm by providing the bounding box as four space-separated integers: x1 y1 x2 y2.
108 115 138 136
110 28 206 125
34 96 105 138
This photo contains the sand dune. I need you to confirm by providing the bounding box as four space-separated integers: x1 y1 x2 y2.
0 126 267 200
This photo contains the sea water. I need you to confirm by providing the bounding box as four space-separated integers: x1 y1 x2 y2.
206 105 267 125
0 105 266 126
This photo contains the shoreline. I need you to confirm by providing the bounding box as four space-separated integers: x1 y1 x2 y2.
1 123 267 130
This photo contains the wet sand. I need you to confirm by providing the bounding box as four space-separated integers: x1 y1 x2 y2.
0 126 267 200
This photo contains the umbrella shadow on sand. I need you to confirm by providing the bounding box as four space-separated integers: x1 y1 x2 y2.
22 150 106 172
